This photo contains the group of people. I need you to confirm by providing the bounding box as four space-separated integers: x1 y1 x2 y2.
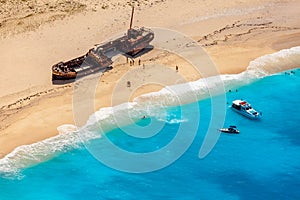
126 58 180 90
128 58 142 66
127 57 180 72
285 71 296 75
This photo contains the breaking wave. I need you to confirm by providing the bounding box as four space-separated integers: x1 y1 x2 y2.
0 126 100 178
135 46 300 106
0 46 300 178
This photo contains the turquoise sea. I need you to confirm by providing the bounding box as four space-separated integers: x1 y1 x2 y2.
0 67 299 199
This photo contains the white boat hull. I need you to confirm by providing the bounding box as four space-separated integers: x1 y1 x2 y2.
231 107 261 119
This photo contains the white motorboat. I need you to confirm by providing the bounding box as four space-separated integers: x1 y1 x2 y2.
231 100 261 119
219 126 240 134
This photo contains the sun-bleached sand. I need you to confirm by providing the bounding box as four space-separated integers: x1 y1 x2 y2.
1 0 300 158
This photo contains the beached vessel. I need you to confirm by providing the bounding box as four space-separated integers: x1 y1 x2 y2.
231 100 261 119
52 6 154 81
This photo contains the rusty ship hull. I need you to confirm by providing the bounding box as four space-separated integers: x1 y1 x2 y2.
52 6 154 81
52 51 113 80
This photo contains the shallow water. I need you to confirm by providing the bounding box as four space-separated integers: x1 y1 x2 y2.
1 68 299 200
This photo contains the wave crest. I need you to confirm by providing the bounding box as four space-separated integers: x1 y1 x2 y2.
0 127 100 178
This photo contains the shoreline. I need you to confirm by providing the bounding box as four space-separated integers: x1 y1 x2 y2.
0 52 299 160
1 0 300 159
0 64 299 169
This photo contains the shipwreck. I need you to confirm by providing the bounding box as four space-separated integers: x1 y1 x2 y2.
52 6 154 81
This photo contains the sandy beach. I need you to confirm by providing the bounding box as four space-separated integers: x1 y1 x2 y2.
1 0 300 158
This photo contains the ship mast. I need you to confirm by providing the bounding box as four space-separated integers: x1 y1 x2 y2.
129 5 135 30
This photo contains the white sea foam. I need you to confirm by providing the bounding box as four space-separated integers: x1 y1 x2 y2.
1 46 300 177
0 127 100 177
162 118 188 125
134 46 300 106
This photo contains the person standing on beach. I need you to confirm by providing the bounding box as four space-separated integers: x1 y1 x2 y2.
127 81 131 88
176 65 178 72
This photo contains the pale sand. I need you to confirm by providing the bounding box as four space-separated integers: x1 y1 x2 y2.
1 0 300 158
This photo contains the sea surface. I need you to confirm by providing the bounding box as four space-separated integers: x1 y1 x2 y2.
0 58 300 198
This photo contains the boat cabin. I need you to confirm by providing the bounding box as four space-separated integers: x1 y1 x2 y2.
232 100 252 111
